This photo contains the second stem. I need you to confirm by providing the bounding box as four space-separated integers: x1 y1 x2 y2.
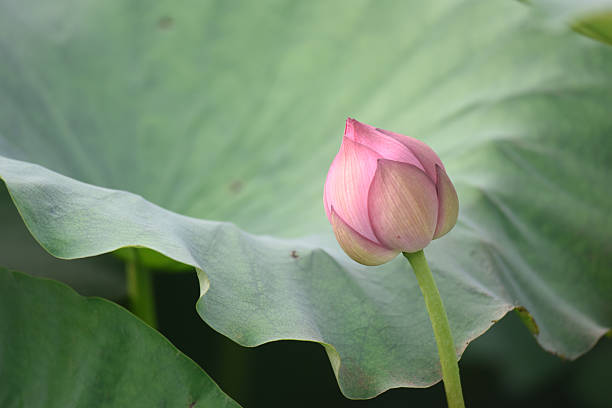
126 248 157 328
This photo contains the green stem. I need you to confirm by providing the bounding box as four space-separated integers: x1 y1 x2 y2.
126 249 157 328
403 250 465 408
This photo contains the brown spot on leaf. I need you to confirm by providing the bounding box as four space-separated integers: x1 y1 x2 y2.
158 16 174 29
290 250 299 259
229 180 243 194
188 402 196 408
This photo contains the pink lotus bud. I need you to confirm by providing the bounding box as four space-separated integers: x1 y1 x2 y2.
324 118 459 266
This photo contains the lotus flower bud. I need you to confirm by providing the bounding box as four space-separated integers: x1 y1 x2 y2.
323 118 458 266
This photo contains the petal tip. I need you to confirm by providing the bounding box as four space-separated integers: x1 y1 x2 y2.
344 117 356 140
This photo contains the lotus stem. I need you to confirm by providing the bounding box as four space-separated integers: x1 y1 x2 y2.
404 250 465 408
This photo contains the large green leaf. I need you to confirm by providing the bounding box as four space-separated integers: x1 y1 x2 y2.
1 0 611 399
0 267 240 407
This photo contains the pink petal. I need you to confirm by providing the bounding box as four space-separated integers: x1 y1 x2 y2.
323 136 381 242
330 207 398 266
345 118 424 170
433 165 459 239
376 127 443 183
368 159 438 253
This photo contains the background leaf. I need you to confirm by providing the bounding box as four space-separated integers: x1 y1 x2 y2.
0 267 240 408
526 0 612 45
1 0 611 399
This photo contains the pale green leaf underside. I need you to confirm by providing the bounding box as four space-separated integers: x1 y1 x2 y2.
1 0 611 399
0 268 240 408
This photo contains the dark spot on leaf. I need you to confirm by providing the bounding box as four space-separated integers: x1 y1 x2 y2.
291 250 299 259
229 180 243 194
188 402 196 408
158 16 174 29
